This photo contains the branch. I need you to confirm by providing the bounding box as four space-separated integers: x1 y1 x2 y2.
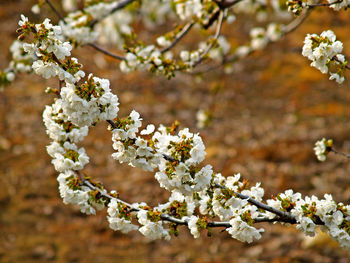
192 10 225 68
44 0 126 61
214 0 246 9
82 177 210 227
88 43 126 60
106 117 303 225
214 184 297 223
160 22 195 54
333 55 350 70
307 0 344 7
283 8 311 35
82 175 302 229
190 8 312 75
331 148 350 159
45 0 66 23
204 0 244 29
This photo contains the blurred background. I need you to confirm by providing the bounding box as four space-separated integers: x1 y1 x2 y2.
1 0 350 262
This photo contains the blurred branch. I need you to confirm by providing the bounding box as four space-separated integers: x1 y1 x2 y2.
45 0 66 22
191 8 312 74
307 0 343 7
331 148 350 159
283 8 311 35
192 10 225 67
88 43 126 60
160 22 195 53
45 0 126 61
204 0 244 29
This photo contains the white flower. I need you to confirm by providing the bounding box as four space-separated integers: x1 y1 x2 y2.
296 217 316 236
42 101 89 143
18 14 28 26
250 27 267 50
199 194 210 215
302 31 346 83
235 46 251 58
62 0 78 12
266 23 283 42
57 170 96 215
140 124 155 135
175 0 204 20
314 138 329 162
48 41 72 60
107 199 138 233
31 4 40 14
194 165 212 192
188 216 200 238
329 73 344 84
157 36 171 47
227 15 236 24
180 50 190 61
137 210 170 240
196 109 208 129
226 217 264 243
327 0 350 11
6 72 15 82
32 60 58 79
48 141 89 172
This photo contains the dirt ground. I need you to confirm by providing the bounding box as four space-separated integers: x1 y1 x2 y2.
1 1 350 262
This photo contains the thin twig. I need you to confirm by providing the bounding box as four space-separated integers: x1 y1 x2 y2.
205 0 244 29
88 43 126 60
191 7 311 74
82 177 221 226
45 0 126 61
214 0 245 8
331 148 350 159
160 22 195 54
307 0 343 7
192 10 225 68
283 8 311 35
333 55 350 70
82 175 306 229
45 0 66 23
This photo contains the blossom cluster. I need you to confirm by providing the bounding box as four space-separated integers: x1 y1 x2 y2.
17 16 120 216
287 0 349 15
266 190 350 249
314 138 333 162
249 23 284 50
59 11 99 45
111 111 161 172
302 30 347 84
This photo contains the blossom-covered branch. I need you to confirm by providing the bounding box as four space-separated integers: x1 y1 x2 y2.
11 16 350 248
2 0 348 90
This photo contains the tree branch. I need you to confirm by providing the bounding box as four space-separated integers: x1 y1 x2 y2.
45 0 66 23
106 119 299 225
307 0 344 7
160 22 195 54
88 43 126 60
331 148 350 159
192 10 225 68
